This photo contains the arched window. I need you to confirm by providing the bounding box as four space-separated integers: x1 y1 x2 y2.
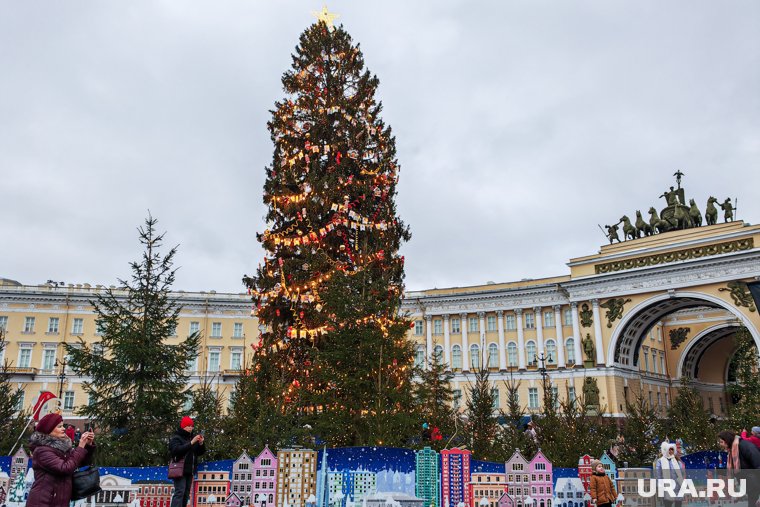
452 345 462 370
545 340 557 365
488 343 499 368
470 344 480 369
507 342 518 367
566 338 575 365
414 345 425 368
526 341 536 365
434 344 444 362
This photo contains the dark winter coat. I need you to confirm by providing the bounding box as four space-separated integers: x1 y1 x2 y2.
737 437 760 469
26 432 95 507
168 427 205 476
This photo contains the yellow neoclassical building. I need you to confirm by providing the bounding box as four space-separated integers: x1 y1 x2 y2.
0 280 258 423
402 220 760 418
2 219 760 424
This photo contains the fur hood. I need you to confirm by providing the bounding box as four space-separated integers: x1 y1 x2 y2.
29 431 73 453
660 441 677 459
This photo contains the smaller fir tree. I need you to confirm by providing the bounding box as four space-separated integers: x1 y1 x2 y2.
0 329 27 454
726 327 760 432
414 354 456 449
187 376 233 460
667 377 716 452
496 373 533 459
620 392 662 466
66 216 200 466
465 367 499 460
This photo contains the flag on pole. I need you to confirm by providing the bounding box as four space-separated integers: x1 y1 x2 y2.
32 391 57 420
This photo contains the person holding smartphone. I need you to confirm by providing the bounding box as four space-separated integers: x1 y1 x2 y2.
168 416 205 507
26 412 96 507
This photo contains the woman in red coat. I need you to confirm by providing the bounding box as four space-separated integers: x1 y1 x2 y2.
26 412 96 507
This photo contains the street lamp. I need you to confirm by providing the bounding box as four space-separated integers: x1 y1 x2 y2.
534 352 548 384
54 358 67 411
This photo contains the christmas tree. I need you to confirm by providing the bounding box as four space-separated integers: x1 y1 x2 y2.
726 326 760 432
66 215 200 466
244 11 415 446
414 354 456 449
667 376 717 451
619 392 662 466
465 367 500 460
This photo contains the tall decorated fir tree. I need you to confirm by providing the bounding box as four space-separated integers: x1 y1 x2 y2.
465 367 500 460
66 216 200 466
244 11 415 446
726 326 760 432
414 354 456 449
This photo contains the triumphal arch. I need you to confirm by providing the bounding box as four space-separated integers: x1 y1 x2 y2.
403 177 760 417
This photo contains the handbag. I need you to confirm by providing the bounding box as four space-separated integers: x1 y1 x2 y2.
168 457 186 479
72 466 102 501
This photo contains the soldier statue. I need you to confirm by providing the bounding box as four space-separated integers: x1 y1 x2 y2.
720 198 735 222
605 223 621 244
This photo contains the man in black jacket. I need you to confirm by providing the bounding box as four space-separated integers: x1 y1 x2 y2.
169 416 205 507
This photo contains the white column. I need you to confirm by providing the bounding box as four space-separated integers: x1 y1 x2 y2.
461 313 470 372
554 305 566 368
443 314 451 370
592 299 605 365
570 302 583 368
425 314 433 370
497 310 507 371
516 309 526 370
478 311 486 368
534 306 544 355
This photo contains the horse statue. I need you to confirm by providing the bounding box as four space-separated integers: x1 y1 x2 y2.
705 196 718 225
620 215 638 240
648 207 670 234
635 210 653 237
672 201 693 229
688 199 702 227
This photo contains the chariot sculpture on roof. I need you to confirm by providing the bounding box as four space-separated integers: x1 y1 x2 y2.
601 171 737 244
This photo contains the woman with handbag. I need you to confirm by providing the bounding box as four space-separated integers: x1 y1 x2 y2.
168 416 205 507
26 412 96 507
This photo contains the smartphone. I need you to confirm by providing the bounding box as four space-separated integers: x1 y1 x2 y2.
84 421 95 432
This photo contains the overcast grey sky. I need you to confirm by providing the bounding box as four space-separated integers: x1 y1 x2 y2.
1 1 758 293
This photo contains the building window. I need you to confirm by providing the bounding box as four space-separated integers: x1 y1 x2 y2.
544 312 554 327
528 388 539 409
453 389 462 409
231 350 242 370
24 317 35 333
505 314 516 330
0 316 7 331
661 356 666 376
190 321 200 335
95 319 106 336
414 321 423 335
233 322 244 338
211 322 222 338
507 342 518 367
526 341 537 365
566 338 575 364
452 345 462 369
648 391 653 408
552 386 560 409
487 316 496 332
433 345 444 362
64 391 75 410
208 351 220 372
488 343 498 368
47 317 59 334
568 387 576 407
187 353 198 372
492 388 500 410
470 344 480 369
72 318 84 335
433 319 442 335
563 308 572 326
524 313 535 329
451 318 460 333
545 340 557 365
652 351 658 374
657 392 662 409
414 345 425 368
42 348 56 371
468 317 478 333
643 351 649 373
15 391 24 412
18 348 32 368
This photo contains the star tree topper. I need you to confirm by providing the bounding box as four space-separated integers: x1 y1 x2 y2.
312 5 339 30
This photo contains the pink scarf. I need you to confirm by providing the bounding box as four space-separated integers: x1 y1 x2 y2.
727 436 741 475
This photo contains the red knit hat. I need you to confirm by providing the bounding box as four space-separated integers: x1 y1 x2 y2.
36 413 63 434
180 416 194 429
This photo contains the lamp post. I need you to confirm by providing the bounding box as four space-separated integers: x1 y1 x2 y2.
55 358 67 412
